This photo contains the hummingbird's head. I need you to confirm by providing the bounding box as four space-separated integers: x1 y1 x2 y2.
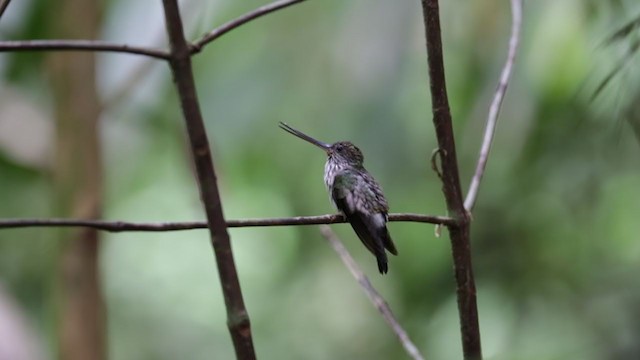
329 141 364 167
278 122 364 166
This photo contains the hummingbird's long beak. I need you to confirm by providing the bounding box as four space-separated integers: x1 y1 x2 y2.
278 122 331 152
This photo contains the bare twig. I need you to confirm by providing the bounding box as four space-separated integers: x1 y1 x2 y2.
102 0 201 110
430 148 445 180
319 226 425 360
101 59 160 110
0 213 456 232
420 0 481 358
0 0 12 19
161 0 255 359
190 0 307 54
464 0 523 212
0 40 169 59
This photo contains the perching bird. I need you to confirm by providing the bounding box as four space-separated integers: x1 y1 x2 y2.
279 122 398 274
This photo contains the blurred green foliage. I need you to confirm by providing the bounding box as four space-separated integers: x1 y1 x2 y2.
1 0 640 359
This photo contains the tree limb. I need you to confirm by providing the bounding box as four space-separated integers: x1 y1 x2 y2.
464 0 523 212
420 0 482 358
319 226 426 360
0 40 170 59
161 1 255 359
48 0 105 357
0 213 456 232
190 0 308 54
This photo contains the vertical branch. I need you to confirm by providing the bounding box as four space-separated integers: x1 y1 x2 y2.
160 1 256 359
48 0 105 358
420 0 482 359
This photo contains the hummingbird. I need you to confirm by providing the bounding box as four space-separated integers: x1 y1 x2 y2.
279 122 398 274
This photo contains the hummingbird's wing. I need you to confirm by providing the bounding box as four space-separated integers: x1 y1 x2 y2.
350 171 397 256
331 170 398 274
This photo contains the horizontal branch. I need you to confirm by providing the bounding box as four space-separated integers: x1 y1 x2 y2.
0 40 170 59
190 0 307 54
0 213 455 233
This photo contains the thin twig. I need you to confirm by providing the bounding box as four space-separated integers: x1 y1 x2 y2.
464 0 523 212
101 0 200 110
420 0 482 358
0 0 12 19
101 59 160 110
430 148 445 180
319 226 425 360
0 40 170 59
161 0 255 358
190 0 307 54
0 213 456 232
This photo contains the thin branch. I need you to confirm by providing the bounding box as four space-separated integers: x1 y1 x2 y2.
0 40 170 60
101 0 203 110
319 226 425 360
0 213 455 232
430 148 445 181
0 0 12 19
161 1 255 359
420 0 482 359
464 0 523 212
101 59 160 110
190 0 307 54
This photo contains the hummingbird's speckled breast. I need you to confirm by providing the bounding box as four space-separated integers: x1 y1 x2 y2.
324 158 346 210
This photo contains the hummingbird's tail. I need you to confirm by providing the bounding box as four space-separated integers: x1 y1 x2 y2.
345 212 397 274
375 226 398 274
376 252 389 274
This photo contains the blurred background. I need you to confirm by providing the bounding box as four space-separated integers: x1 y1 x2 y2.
1 0 639 359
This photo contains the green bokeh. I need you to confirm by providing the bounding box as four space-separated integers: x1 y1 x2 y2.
1 0 640 359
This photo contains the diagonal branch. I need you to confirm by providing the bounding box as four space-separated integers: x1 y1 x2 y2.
161 0 255 359
190 0 308 54
464 0 523 212
420 0 481 358
0 0 12 19
0 213 456 232
0 40 170 59
319 226 425 360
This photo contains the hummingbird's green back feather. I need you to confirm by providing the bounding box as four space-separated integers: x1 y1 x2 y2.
331 170 398 273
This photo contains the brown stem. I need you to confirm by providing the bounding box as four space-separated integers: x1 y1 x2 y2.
191 0 308 54
161 1 255 359
319 226 425 360
420 0 482 359
0 40 169 59
0 213 456 232
48 0 105 358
